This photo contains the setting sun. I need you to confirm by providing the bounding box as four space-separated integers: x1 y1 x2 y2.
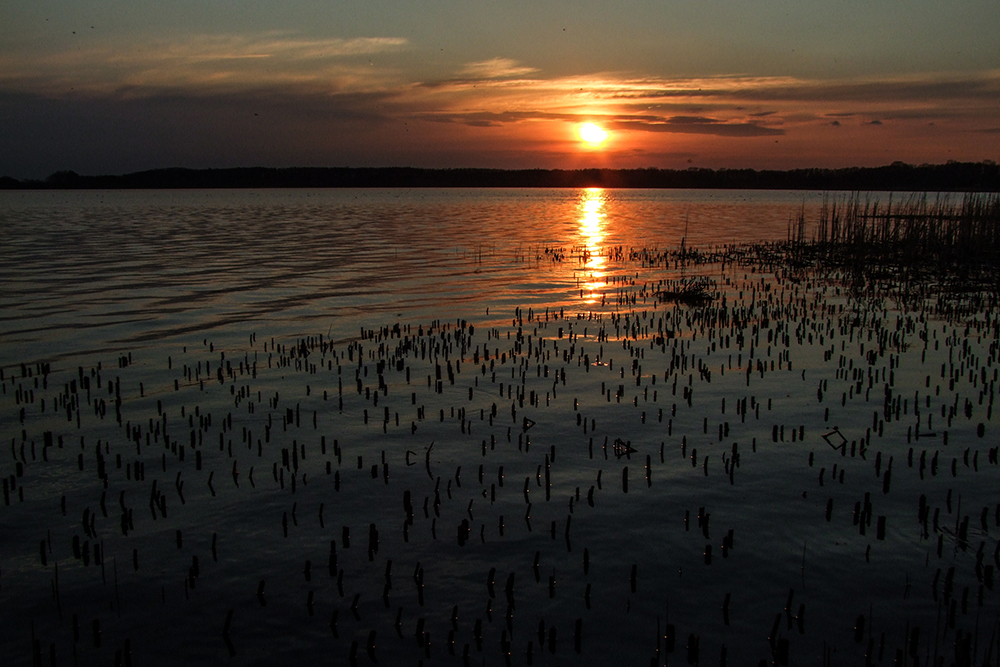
577 122 609 146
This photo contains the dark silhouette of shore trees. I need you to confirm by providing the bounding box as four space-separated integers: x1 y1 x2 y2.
2 161 998 191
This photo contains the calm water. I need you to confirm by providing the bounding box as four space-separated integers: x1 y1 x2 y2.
1 188 997 666
0 188 825 364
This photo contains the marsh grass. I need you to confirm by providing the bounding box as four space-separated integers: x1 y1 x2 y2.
808 192 1000 278
655 276 716 306
770 192 1000 314
581 192 999 315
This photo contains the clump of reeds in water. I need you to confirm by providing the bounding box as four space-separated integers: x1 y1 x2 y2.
777 192 1000 311
655 276 715 306
813 192 1000 271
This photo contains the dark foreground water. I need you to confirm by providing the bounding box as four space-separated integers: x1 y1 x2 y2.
1 188 997 666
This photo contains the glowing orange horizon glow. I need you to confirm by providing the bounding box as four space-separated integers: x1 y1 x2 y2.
577 188 607 304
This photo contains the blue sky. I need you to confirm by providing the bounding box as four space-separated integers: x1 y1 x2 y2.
1 0 998 178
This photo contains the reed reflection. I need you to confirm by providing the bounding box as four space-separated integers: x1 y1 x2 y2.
577 188 607 303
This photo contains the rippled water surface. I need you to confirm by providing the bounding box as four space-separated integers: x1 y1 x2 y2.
1 188 997 666
0 189 826 362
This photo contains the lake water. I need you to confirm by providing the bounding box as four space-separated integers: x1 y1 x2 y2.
1 188 997 666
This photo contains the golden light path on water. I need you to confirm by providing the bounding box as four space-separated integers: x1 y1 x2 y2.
577 188 607 303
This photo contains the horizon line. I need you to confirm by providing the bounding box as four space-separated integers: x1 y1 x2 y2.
3 160 999 192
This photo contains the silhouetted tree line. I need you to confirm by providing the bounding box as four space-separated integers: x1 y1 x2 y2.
2 161 998 191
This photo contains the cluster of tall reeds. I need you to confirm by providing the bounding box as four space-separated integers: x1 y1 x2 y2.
779 193 1000 308
808 193 1000 282
812 192 1000 274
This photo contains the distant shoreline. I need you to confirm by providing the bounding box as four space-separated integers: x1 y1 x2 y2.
2 161 998 191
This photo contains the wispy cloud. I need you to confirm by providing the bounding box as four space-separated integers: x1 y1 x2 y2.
415 108 785 136
5 33 998 129
615 118 784 137
142 33 409 61
406 69 1000 139
0 32 409 96
457 58 538 80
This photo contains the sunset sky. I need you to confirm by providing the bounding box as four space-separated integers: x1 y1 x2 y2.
1 0 998 179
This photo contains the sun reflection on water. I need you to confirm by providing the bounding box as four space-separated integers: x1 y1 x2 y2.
577 188 607 303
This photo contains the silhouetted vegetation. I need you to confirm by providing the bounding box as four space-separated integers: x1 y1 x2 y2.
605 191 1000 310
811 192 1000 269
655 277 716 306
754 192 1000 312
3 161 998 191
